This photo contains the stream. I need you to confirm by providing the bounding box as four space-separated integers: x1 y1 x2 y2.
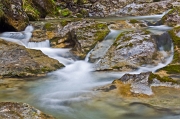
0 14 180 119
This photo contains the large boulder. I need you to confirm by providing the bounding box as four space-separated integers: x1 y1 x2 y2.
0 39 64 77
92 30 165 71
30 19 110 59
0 0 29 32
0 102 55 119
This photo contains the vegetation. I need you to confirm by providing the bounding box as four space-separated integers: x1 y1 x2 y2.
22 0 40 21
148 73 178 84
61 8 72 17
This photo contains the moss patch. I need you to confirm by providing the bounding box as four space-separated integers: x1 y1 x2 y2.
22 0 40 21
129 19 139 24
161 65 180 74
148 73 178 84
61 8 71 17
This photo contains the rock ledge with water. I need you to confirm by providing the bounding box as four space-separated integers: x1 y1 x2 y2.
0 39 64 77
97 72 179 96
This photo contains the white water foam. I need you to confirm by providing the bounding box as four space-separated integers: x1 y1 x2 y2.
28 40 50 48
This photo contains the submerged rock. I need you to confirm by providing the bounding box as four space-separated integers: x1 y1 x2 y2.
0 39 64 77
0 102 55 119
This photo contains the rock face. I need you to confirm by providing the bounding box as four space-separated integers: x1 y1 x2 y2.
30 19 110 59
0 0 29 32
54 0 178 17
162 6 180 27
92 30 162 71
0 0 58 32
0 39 64 77
0 102 55 119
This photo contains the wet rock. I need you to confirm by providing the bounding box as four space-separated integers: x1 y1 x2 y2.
157 26 180 77
23 0 57 20
161 6 180 27
31 19 110 59
31 0 57 18
0 0 29 31
0 39 64 77
116 0 173 17
93 30 163 71
89 0 134 17
0 102 55 119
112 72 179 95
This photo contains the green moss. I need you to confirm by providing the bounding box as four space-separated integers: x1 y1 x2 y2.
61 8 71 17
161 65 180 74
173 50 180 63
129 19 139 24
43 23 55 30
148 73 177 84
60 19 69 27
25 68 40 74
96 23 107 29
41 66 51 72
22 0 40 21
115 32 126 42
79 8 88 17
76 13 83 18
168 27 180 48
95 30 109 41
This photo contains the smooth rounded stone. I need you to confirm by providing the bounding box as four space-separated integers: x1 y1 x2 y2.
0 102 55 119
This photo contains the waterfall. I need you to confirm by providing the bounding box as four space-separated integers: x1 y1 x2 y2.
0 25 33 46
28 40 50 48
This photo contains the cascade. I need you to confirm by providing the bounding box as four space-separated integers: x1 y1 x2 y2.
0 14 176 119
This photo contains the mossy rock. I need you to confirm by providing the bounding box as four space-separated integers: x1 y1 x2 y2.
61 8 72 17
160 65 180 74
148 73 178 84
156 26 180 75
161 6 180 27
22 0 40 21
129 19 139 24
168 26 180 48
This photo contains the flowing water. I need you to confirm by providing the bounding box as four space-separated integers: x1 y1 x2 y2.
0 15 180 119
